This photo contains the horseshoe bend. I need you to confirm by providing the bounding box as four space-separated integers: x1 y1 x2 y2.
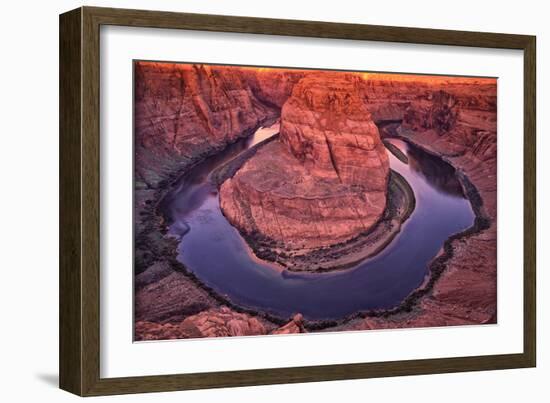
133 62 497 341
219 74 415 271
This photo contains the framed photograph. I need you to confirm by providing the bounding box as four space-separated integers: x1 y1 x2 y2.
59 6 536 396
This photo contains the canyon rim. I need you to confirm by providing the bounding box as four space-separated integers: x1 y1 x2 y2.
133 61 497 341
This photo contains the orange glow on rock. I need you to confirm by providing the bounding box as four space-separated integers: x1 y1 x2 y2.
135 61 496 85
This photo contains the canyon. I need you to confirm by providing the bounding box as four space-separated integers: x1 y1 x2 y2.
346 76 498 329
134 63 302 191
219 74 400 269
134 61 497 340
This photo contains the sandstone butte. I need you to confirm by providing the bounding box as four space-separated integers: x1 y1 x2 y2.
133 62 497 340
220 74 390 250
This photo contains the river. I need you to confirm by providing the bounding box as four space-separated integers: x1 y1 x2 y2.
159 123 475 320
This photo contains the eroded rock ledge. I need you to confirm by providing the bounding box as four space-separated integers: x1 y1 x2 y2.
135 307 305 340
220 74 395 269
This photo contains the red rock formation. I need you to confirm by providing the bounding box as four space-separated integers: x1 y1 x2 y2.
280 74 390 188
339 77 498 330
134 62 296 188
271 314 306 335
179 307 267 338
242 68 306 108
135 308 310 340
135 321 195 340
360 75 496 126
135 266 219 324
403 90 458 134
220 74 389 251
135 306 268 340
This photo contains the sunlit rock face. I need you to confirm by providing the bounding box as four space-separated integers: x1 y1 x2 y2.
220 74 389 250
241 68 307 109
134 62 305 189
280 74 389 190
403 90 458 134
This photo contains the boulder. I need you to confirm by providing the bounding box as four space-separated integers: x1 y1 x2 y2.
271 314 306 335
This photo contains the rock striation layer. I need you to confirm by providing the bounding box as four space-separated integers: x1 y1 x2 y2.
220 74 390 252
135 62 280 189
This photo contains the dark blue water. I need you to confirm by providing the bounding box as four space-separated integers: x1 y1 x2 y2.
160 124 474 320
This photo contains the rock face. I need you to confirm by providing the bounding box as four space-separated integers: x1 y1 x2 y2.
220 74 390 251
178 307 267 338
135 307 268 340
134 63 308 189
280 75 389 188
335 76 498 330
135 264 219 324
135 307 307 341
403 90 458 134
242 68 307 109
271 314 306 335
134 62 281 189
359 75 496 127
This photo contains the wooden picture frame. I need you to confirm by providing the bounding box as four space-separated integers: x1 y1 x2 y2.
59 6 536 396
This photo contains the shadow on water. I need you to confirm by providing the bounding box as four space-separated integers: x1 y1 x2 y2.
159 125 475 320
406 145 465 197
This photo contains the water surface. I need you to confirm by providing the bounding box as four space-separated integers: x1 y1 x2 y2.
160 124 475 320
